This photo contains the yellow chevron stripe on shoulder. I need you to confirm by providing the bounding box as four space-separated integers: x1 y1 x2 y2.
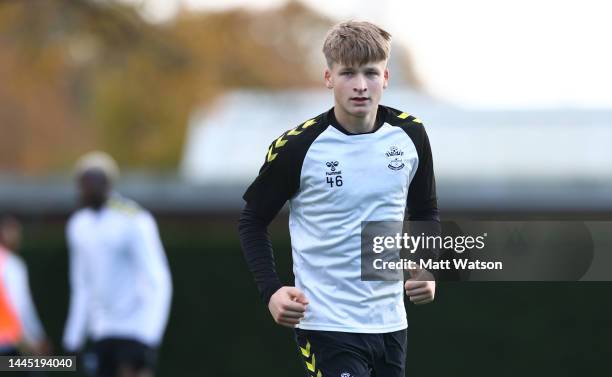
287 128 302 136
108 198 140 215
266 118 319 163
266 145 277 162
274 135 288 148
396 110 423 125
302 118 317 128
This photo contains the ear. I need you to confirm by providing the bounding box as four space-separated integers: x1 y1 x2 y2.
324 67 333 89
383 67 389 89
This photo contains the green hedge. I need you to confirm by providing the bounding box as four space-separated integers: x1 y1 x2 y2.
18 217 612 377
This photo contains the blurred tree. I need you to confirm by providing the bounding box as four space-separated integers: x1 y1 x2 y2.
0 0 422 173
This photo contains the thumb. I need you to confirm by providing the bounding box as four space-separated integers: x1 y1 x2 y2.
287 287 309 305
407 267 421 279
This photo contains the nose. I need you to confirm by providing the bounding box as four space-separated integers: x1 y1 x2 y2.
353 74 367 93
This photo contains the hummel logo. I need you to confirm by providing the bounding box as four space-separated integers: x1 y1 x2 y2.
324 161 343 187
326 161 339 172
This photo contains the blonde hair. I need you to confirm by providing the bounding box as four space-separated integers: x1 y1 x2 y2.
74 151 120 182
322 21 392 67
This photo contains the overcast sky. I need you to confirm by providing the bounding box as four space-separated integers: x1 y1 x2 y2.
121 0 612 109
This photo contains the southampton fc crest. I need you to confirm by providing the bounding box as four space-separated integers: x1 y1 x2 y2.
386 146 405 170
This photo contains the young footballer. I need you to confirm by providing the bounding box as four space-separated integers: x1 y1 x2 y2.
63 152 172 377
239 21 439 377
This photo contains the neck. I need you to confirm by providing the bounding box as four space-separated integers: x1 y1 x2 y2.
84 195 109 211
333 104 378 134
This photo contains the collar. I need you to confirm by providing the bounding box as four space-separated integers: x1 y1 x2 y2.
327 105 387 135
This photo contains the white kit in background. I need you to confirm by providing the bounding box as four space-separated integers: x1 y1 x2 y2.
63 195 173 351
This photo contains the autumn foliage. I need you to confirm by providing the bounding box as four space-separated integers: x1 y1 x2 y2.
0 0 418 173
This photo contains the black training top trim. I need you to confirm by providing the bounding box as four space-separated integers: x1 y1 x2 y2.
327 105 388 135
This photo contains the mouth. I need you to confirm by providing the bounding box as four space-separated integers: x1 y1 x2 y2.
350 97 369 103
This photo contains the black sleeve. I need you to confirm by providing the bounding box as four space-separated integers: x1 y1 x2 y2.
407 125 439 222
239 138 300 304
239 117 325 301
242 138 299 223
405 125 442 279
238 203 284 304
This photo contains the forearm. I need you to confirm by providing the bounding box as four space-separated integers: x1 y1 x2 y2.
5 260 46 346
63 290 88 351
408 206 439 222
238 204 283 305
16 284 46 346
406 206 441 279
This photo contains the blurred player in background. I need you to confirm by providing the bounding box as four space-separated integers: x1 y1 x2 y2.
0 215 50 357
239 21 439 377
63 152 172 377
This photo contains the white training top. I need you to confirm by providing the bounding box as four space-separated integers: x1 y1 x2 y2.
243 106 438 333
63 195 172 351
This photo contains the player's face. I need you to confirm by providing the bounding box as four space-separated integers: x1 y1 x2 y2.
0 218 22 252
78 169 110 210
325 60 389 118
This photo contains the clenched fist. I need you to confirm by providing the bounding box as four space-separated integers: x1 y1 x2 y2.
268 286 309 327
405 269 436 305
